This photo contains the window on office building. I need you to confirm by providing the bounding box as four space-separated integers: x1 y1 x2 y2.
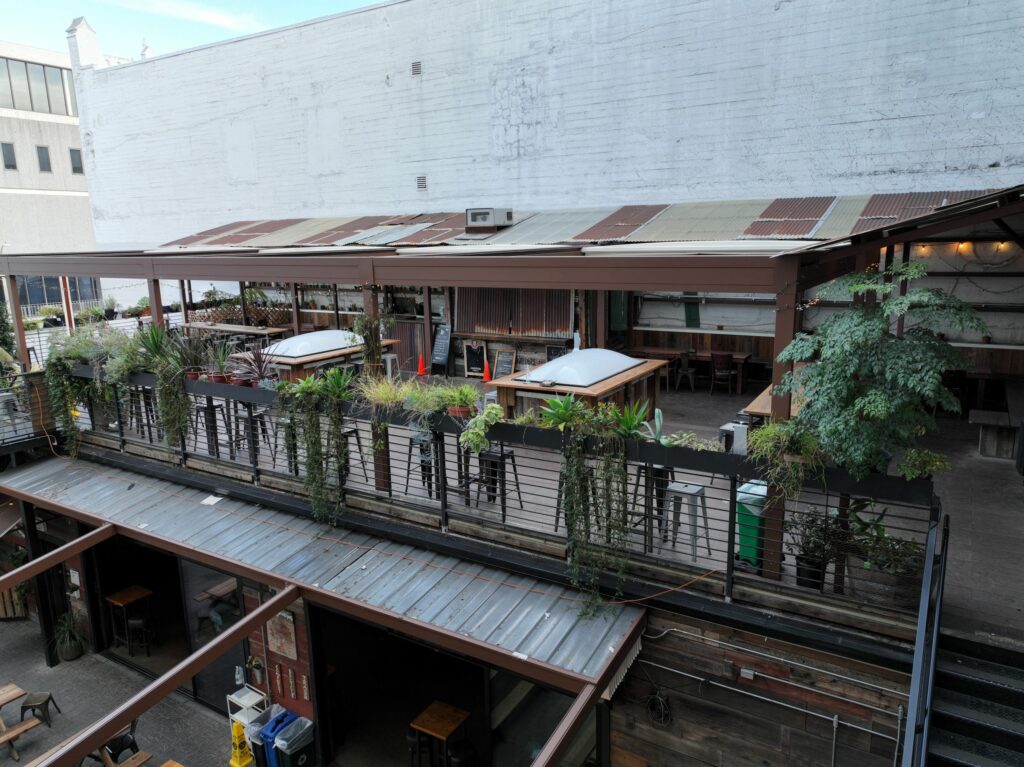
0 57 77 116
36 146 51 172
1 143 16 170
69 148 84 174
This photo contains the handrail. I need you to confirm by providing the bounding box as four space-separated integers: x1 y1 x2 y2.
900 513 950 766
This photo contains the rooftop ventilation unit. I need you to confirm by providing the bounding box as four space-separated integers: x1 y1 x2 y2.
465 208 514 231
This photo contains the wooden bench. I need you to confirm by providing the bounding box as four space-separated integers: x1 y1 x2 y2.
0 717 41 761
969 409 1016 458
118 752 152 767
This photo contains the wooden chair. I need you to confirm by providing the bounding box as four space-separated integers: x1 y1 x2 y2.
675 352 696 392
709 352 736 395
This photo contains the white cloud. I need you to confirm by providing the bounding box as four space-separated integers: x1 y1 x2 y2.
103 0 265 33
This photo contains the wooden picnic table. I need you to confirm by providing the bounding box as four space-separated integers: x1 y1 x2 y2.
231 339 399 383
487 358 666 419
182 322 287 338
0 683 40 762
742 383 804 420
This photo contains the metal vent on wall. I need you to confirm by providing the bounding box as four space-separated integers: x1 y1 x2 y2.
416 175 427 190
411 61 422 76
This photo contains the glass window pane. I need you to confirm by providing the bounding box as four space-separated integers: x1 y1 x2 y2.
0 59 13 109
44 66 66 115
42 277 60 303
24 276 44 306
16 277 28 306
26 63 48 112
36 146 50 172
1 143 15 171
69 148 84 174
63 69 77 116
67 278 80 301
8 60 31 110
78 279 97 301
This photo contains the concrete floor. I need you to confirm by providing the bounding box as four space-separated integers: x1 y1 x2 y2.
1 619 227 767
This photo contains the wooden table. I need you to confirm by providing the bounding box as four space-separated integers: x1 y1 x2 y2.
690 351 753 395
183 322 287 338
624 347 684 390
0 683 34 761
231 339 400 383
409 701 469 767
742 384 804 420
487 358 666 419
105 585 153 656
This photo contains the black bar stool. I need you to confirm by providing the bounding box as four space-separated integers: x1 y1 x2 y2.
474 445 523 522
404 431 435 499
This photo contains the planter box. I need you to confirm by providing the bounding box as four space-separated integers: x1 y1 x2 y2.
845 552 921 610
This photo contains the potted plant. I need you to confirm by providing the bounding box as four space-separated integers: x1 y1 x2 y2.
845 501 924 609
234 345 276 388
246 655 264 685
208 339 233 384
169 333 209 380
40 306 64 328
444 384 479 419
784 508 839 590
747 421 825 499
55 612 84 661
103 295 119 319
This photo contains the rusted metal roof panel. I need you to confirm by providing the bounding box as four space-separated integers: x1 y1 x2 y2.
484 209 615 244
391 213 465 245
0 458 643 689
626 200 770 242
243 217 359 246
743 219 818 237
296 215 396 245
572 205 668 241
205 233 262 246
759 197 835 220
163 221 257 246
233 218 309 236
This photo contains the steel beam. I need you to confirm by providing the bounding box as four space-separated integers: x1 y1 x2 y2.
532 684 600 767
0 523 113 593
40 584 298 766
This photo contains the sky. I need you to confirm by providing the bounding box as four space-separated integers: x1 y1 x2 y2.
0 0 382 60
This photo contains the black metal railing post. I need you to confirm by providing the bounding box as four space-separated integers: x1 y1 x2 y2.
434 428 448 532
112 383 126 451
725 475 738 602
243 401 260 483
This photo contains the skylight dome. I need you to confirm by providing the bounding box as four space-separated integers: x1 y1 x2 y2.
516 348 641 387
264 329 364 358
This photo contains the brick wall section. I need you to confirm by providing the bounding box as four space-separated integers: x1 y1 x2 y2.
612 609 908 766
243 588 314 720
71 0 1024 247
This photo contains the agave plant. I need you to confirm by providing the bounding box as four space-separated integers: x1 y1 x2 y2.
640 407 667 444
539 394 584 431
612 400 649 440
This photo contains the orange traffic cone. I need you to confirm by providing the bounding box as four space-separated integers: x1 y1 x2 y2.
483 357 492 382
417 354 427 376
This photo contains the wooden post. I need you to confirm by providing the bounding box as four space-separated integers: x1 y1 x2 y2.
290 282 301 336
59 276 76 332
895 242 912 338
770 255 801 421
179 280 190 324
422 286 433 362
147 279 164 328
577 290 587 348
595 290 607 349
19 501 59 667
7 274 30 369
239 281 249 326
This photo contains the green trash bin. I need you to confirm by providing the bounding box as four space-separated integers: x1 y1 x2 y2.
275 716 315 767
736 481 767 570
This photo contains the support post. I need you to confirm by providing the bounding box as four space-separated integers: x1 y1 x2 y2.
770 254 801 421
239 281 249 326
179 280 189 324
147 279 164 328
0 524 114 593
6 274 30 369
290 282 301 336
595 290 607 349
895 242 912 338
59 275 76 332
19 501 59 667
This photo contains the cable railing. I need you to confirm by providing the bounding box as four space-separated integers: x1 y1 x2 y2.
900 514 950 766
61 367 938 630
0 372 54 448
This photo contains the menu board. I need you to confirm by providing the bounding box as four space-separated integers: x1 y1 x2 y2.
493 350 516 379
464 340 487 377
430 325 451 372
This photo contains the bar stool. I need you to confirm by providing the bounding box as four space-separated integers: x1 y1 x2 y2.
383 353 400 381
474 445 523 522
20 693 60 727
631 463 675 546
665 481 712 559
325 425 368 480
404 431 435 498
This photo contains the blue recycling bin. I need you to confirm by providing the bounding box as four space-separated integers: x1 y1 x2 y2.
260 710 299 767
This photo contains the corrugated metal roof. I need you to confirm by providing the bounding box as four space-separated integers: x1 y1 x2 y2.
0 459 642 683
483 209 614 244
347 223 435 245
741 196 836 238
626 200 771 242
852 190 994 233
243 217 360 247
572 205 668 241
812 195 871 240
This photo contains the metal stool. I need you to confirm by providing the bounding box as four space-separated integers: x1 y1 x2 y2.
404 432 435 498
474 445 523 522
665 481 712 559
383 353 400 381
631 463 676 548
20 692 60 727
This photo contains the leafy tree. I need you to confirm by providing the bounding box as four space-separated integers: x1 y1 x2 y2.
776 261 985 480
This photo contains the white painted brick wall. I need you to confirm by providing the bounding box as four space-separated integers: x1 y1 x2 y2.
73 0 1024 247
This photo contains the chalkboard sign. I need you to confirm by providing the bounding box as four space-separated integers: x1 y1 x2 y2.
493 350 516 379
430 325 451 373
546 344 569 361
464 340 487 377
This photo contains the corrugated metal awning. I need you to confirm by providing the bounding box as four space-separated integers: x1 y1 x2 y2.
0 459 644 692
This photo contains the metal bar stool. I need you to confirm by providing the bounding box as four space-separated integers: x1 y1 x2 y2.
631 463 676 548
474 444 523 523
665 481 712 559
324 423 368 480
404 431 435 498
382 353 400 381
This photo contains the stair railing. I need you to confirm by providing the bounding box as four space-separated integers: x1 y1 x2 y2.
901 511 950 767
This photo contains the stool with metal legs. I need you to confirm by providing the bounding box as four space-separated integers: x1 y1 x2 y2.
631 463 676 550
474 444 523 523
404 431 435 499
324 423 368 480
665 482 712 559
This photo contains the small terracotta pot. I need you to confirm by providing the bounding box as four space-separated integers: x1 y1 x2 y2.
184 370 201 381
447 405 474 419
231 374 253 387
209 373 228 384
